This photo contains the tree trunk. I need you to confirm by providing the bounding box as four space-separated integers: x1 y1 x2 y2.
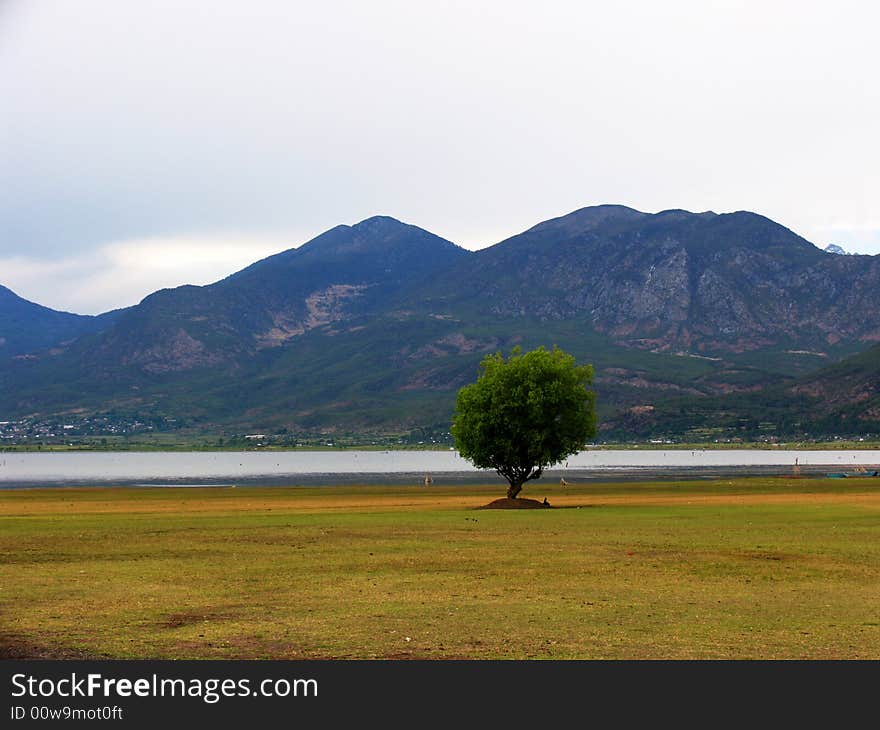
506 481 523 500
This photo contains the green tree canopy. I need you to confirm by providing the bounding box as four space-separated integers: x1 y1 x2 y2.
451 346 596 499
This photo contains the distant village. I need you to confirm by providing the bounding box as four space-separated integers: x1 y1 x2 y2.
0 415 455 449
0 415 872 450
0 414 175 444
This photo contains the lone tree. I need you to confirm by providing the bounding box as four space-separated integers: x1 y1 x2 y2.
451 346 596 500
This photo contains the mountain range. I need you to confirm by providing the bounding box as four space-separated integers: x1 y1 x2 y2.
2 205 878 440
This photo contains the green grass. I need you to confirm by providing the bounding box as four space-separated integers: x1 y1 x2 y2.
2 479 879 659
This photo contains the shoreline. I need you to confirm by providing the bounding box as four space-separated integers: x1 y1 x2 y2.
2 442 879 453
2 464 877 490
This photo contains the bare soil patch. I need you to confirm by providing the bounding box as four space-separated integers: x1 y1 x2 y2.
157 611 231 629
478 497 552 509
0 633 108 660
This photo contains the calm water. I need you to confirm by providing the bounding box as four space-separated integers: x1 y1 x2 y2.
0 449 878 488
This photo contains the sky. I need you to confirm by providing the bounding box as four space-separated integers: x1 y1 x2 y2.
2 0 879 314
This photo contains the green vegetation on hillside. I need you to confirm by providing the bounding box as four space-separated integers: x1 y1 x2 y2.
608 343 880 441
2 208 878 441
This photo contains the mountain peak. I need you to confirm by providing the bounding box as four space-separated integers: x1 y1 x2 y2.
298 216 459 260
525 204 647 235
654 208 718 221
223 214 468 290
352 215 406 230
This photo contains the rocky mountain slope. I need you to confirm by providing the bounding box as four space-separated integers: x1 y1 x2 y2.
80 216 469 375
2 206 878 438
413 205 880 354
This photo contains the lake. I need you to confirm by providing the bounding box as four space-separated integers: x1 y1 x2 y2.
1 449 879 488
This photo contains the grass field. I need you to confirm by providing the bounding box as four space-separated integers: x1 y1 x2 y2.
2 478 879 659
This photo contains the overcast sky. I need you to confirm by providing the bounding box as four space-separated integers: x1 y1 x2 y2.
2 0 879 314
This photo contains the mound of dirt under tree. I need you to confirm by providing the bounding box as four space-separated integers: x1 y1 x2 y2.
478 497 552 509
